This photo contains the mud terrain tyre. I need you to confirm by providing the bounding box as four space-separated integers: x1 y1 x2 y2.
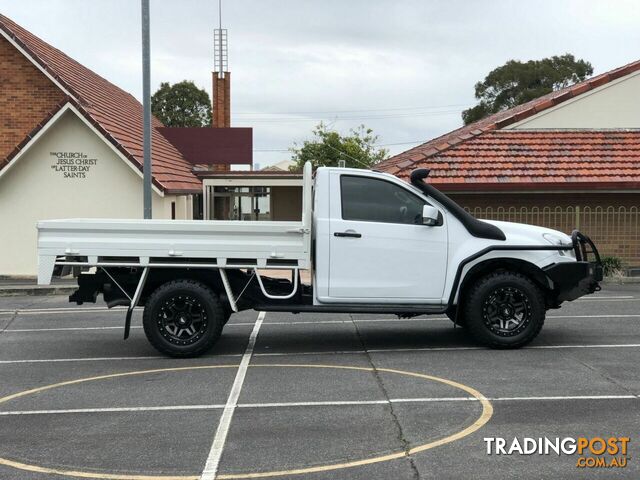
463 271 545 349
143 279 225 357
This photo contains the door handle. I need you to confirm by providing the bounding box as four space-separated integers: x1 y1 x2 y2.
334 231 362 238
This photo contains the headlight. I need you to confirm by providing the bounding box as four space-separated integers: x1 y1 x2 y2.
543 233 568 256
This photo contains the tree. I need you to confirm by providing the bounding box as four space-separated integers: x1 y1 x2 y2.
462 54 593 125
151 81 212 127
290 123 388 171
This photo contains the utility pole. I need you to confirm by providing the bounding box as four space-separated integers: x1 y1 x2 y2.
141 0 152 219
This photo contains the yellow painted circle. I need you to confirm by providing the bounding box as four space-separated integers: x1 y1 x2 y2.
0 364 493 479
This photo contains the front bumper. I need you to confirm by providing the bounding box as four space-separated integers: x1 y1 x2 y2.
543 230 603 303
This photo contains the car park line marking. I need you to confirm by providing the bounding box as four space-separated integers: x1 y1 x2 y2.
577 295 634 300
0 354 243 364
1 343 639 365
0 294 634 318
1 394 636 417
5 313 640 333
5 325 144 333
256 343 640 357
0 356 173 364
0 307 127 315
200 312 265 480
487 394 639 401
218 364 493 479
0 363 492 480
547 314 640 319
527 343 640 349
0 405 226 415
366 343 640 353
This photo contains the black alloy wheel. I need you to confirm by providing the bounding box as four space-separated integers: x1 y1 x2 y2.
481 286 531 337
463 271 545 349
158 294 208 346
143 279 225 357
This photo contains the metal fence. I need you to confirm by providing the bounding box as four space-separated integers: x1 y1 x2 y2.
465 206 640 267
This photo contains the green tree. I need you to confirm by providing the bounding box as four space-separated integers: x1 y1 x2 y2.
151 81 212 127
290 123 388 171
462 54 593 125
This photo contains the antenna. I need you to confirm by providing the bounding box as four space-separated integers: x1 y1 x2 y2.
213 0 228 78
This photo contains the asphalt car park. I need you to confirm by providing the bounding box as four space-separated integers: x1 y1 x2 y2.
0 285 638 479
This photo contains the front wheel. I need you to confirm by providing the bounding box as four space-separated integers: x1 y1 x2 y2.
463 272 545 349
143 279 225 357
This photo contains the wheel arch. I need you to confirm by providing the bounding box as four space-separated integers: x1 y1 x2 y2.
137 268 229 308
455 257 553 311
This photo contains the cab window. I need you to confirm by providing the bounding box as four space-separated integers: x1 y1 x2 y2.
340 175 428 225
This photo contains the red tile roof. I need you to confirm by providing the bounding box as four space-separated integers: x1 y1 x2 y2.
405 130 640 190
378 59 640 189
0 14 201 193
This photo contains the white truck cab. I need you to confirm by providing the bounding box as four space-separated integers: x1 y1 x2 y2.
37 162 603 356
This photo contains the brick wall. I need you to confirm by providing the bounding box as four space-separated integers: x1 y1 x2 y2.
0 36 65 160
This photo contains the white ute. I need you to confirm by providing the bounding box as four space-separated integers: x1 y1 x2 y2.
37 162 603 356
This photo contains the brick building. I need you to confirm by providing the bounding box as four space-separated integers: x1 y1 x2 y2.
379 61 640 267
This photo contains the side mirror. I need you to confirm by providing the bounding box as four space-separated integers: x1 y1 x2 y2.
422 205 439 226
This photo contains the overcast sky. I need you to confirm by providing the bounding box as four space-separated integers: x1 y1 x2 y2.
2 0 639 167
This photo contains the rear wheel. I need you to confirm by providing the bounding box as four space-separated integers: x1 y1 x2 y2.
143 280 225 357
463 271 545 348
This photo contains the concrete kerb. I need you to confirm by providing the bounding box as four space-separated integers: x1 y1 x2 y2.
603 276 640 284
0 285 76 296
0 276 76 296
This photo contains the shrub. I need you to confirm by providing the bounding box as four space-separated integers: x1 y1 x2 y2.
600 256 624 276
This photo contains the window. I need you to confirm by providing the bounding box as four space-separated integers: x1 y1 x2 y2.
208 186 271 221
341 175 430 225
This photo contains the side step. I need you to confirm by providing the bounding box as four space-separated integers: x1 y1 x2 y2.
254 304 447 315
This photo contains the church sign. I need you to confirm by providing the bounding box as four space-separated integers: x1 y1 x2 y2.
50 151 98 179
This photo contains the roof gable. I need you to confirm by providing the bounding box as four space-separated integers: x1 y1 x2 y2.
378 59 640 177
505 70 640 129
0 101 164 196
0 14 201 193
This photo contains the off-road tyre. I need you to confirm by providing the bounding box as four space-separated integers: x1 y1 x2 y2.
463 271 545 349
143 279 225 357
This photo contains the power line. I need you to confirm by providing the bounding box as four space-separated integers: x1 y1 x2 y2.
234 103 470 116
253 139 428 153
236 110 463 124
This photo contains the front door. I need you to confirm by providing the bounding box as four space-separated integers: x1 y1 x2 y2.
328 172 448 303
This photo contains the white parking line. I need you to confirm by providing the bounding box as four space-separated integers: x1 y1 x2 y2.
0 307 126 315
5 326 143 333
363 343 640 354
0 404 227 415
577 295 634 301
0 342 638 365
0 293 634 317
200 311 264 480
0 394 637 417
0 355 174 364
547 314 640 319
4 313 640 333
